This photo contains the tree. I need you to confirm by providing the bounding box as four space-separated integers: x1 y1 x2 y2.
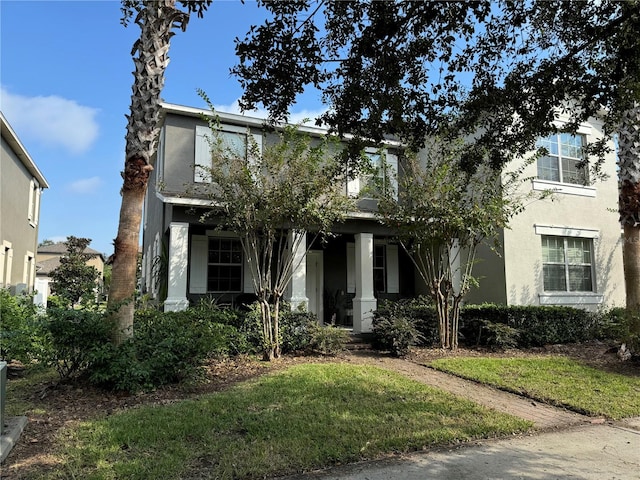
38 239 54 248
108 0 211 344
234 1 640 335
376 140 529 349
50 236 100 308
197 102 353 360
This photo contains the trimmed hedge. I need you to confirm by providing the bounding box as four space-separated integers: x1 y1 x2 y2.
373 300 627 350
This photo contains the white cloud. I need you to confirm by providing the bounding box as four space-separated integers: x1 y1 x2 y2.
213 99 327 127
67 176 102 194
0 86 99 155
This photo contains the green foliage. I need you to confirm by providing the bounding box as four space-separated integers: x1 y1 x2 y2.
375 300 625 349
374 297 439 346
279 308 319 353
43 308 113 379
372 315 423 357
195 97 355 359
41 305 253 391
376 142 530 350
309 325 350 355
50 236 100 308
0 289 43 362
477 321 520 350
461 304 607 348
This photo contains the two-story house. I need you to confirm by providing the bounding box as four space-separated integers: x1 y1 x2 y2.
35 241 106 305
141 103 625 333
466 113 625 310
0 112 49 295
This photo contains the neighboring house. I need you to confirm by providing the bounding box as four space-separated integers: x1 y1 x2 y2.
0 112 49 295
36 242 106 303
141 103 625 334
467 113 625 310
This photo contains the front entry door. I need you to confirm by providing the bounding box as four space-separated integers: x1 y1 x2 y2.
306 250 324 323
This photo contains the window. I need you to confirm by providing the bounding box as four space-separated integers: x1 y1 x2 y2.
207 237 243 292
347 150 398 199
542 236 593 292
362 153 385 197
23 251 35 292
194 125 262 182
536 133 587 185
0 242 13 288
373 244 386 293
28 178 41 226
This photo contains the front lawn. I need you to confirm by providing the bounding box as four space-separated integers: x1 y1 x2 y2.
430 356 640 419
45 363 530 480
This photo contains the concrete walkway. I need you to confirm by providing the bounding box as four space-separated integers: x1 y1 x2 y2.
284 357 640 480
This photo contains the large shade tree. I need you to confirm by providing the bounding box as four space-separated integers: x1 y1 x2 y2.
234 0 640 335
108 0 211 344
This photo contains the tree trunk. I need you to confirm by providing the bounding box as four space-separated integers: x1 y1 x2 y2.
108 1 188 344
618 102 640 333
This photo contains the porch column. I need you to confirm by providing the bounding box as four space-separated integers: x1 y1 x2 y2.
164 222 190 312
353 232 376 333
286 231 308 311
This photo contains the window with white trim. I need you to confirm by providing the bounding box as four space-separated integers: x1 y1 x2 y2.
28 178 41 226
207 237 243 292
541 235 594 292
1 242 13 288
194 124 262 182
348 150 398 199
536 133 587 185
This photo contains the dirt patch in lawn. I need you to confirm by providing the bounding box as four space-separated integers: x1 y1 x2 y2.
2 340 637 479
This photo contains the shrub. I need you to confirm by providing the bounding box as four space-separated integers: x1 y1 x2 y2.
460 304 604 347
309 325 350 355
374 297 438 345
0 289 42 363
43 307 113 379
280 308 319 353
372 315 423 357
477 320 520 350
90 308 250 392
587 307 626 341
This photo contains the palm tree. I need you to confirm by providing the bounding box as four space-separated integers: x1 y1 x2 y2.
108 0 203 344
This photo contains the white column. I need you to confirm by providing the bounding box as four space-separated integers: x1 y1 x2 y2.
353 233 377 333
286 231 308 311
164 222 190 312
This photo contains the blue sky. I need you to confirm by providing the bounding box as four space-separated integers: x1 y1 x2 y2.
1 0 325 255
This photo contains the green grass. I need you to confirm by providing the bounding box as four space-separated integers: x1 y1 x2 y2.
42 364 529 480
4 365 58 416
430 356 640 420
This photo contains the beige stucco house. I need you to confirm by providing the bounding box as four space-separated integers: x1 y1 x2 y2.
36 242 106 304
0 112 49 295
141 103 625 334
467 113 625 310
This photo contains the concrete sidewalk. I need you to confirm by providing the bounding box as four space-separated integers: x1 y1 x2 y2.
294 419 640 479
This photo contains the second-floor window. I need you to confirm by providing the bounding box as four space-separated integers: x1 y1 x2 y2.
542 235 593 292
347 149 398 199
28 178 41 226
194 125 262 183
536 133 587 185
